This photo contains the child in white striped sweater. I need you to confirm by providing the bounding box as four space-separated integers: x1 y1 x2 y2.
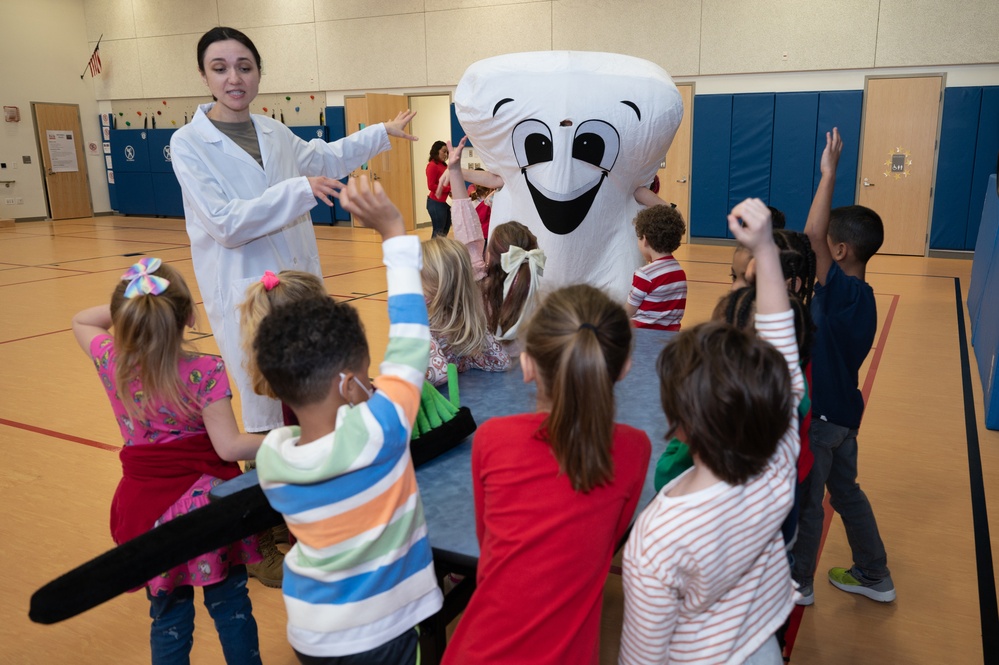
620 198 805 665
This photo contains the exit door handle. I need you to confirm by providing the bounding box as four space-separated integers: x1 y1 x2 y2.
371 173 381 181
676 178 688 183
862 178 875 187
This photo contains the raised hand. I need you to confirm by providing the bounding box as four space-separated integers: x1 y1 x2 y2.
339 175 405 240
384 109 418 141
447 137 468 169
820 127 842 177
727 198 775 252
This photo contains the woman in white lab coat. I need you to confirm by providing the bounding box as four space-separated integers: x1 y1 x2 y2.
171 26 417 434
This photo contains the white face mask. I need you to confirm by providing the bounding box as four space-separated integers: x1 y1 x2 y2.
339 373 374 406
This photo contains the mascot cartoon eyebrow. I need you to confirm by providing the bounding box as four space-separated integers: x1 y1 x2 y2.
456 52 683 300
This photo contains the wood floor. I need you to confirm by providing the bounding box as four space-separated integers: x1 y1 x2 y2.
1 215 996 664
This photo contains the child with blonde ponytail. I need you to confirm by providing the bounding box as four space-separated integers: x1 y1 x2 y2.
442 284 651 665
71 257 263 664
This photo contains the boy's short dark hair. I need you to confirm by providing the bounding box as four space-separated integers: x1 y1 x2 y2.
657 321 792 485
634 204 685 254
830 205 884 264
254 297 369 408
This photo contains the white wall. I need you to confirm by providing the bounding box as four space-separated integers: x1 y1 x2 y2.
0 0 110 219
3 0 998 219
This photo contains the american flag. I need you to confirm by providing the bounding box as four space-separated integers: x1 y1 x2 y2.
88 47 102 77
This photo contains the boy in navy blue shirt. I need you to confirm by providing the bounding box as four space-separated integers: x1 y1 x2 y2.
792 128 894 604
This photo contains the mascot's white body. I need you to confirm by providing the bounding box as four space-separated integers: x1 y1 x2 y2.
455 51 684 301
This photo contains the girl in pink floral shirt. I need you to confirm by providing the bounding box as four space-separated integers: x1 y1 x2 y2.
72 257 264 664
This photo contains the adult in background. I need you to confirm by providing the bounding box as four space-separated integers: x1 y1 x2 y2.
427 140 452 236
171 26 417 587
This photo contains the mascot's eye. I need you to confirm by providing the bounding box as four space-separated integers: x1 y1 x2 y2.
572 120 620 172
512 119 553 168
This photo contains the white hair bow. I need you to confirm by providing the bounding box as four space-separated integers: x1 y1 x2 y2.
497 246 546 340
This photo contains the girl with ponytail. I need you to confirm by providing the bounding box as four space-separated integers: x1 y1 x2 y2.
442 284 651 665
71 257 264 664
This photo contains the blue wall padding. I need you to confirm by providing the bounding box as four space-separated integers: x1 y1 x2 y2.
324 106 350 222
967 87 999 250
450 103 470 150
931 87 982 250
147 129 176 174
151 172 184 217
690 94 733 238
728 94 776 235
969 174 999 340
109 129 150 173
290 126 333 225
114 172 154 215
815 91 862 209
968 175 999 429
770 93 819 231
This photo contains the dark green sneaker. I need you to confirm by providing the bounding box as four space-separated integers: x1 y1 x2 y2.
828 567 895 602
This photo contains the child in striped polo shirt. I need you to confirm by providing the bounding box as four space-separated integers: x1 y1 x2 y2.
625 204 688 331
253 175 442 664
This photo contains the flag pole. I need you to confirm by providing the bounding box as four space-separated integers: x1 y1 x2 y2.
80 34 103 80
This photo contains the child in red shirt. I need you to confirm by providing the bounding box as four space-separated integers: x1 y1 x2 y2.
442 284 651 665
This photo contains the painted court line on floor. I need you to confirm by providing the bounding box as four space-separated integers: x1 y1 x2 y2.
0 418 119 452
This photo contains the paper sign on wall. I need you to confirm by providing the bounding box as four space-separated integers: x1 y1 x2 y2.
47 130 79 173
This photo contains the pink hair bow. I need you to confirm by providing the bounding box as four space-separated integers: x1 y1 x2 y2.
121 257 170 299
261 271 280 291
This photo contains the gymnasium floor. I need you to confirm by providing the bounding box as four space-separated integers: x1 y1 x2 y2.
1 214 996 664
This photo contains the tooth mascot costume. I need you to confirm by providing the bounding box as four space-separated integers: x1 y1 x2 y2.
454 51 683 301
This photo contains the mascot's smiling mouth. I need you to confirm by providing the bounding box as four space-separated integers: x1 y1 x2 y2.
523 172 606 236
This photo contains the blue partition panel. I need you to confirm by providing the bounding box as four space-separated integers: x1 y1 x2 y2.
450 103 470 150
146 129 176 174
815 91 862 208
969 177 999 429
966 87 999 250
114 172 155 215
969 175 999 339
770 93 819 232
932 88 983 250
690 95 733 238
290 126 333 225
151 172 184 217
728 94 775 232
325 106 351 223
108 129 150 173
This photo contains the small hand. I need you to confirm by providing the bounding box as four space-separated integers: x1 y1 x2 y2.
308 176 344 207
446 137 467 169
339 175 405 239
727 198 775 252
384 109 418 141
820 127 843 177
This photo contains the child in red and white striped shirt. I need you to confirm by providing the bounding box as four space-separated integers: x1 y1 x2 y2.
625 204 687 331
620 199 805 665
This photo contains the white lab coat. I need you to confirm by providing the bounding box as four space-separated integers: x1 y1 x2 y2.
170 103 390 431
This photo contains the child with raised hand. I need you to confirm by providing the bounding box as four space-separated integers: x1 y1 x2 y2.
443 284 651 665
625 204 687 331
71 258 264 665
621 199 805 665
253 175 443 664
422 234 511 385
446 137 545 342
792 128 893 605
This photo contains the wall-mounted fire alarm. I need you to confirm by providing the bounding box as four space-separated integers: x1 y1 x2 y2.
4 106 20 122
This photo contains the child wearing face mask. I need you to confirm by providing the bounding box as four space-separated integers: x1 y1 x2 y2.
253 176 442 664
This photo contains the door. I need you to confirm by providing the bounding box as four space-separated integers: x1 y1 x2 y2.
656 83 693 238
33 103 93 220
858 76 942 255
343 94 416 231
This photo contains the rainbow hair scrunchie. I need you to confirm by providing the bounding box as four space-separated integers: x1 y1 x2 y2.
121 257 170 299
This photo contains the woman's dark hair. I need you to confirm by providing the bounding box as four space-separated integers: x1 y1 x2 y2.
197 26 262 73
428 141 447 163
657 321 792 485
